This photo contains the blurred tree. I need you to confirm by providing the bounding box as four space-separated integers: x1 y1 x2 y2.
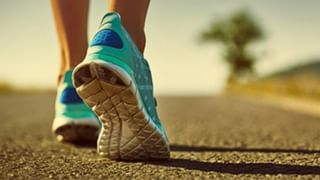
200 10 264 83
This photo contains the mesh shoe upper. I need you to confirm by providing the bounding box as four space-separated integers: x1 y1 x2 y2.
55 70 98 120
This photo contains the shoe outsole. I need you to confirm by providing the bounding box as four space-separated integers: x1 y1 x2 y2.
72 61 170 160
54 123 99 142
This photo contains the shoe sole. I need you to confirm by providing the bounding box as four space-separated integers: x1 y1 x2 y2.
73 60 170 160
53 118 99 142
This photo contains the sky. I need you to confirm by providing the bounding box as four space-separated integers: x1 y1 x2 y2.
0 0 320 95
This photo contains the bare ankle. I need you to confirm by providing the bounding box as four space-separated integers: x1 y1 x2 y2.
127 30 146 54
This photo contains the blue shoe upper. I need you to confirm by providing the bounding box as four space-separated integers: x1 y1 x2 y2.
60 86 83 104
85 13 168 139
90 29 123 49
55 70 98 120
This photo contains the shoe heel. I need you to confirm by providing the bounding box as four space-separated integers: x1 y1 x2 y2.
73 61 170 160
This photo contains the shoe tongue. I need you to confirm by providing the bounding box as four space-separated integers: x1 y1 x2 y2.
100 12 121 26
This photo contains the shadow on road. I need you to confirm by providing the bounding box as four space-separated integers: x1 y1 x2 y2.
149 160 320 175
170 144 320 154
70 141 96 148
143 144 320 174
65 143 320 174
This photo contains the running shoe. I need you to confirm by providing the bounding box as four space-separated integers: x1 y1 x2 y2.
52 69 100 142
72 12 170 160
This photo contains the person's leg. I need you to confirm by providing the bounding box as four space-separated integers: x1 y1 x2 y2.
51 0 89 83
51 0 99 142
72 1 170 160
108 0 150 54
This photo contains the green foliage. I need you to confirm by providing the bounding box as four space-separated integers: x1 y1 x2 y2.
226 60 320 101
0 81 55 94
0 81 14 93
200 10 264 83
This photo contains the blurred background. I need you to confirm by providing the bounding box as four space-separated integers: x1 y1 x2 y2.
2 1 320 177
0 0 320 103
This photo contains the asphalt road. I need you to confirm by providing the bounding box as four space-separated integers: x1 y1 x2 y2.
1 94 320 179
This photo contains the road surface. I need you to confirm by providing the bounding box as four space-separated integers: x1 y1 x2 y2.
1 94 320 179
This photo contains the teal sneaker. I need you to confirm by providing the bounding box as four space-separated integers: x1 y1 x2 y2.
52 69 100 142
72 12 170 160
